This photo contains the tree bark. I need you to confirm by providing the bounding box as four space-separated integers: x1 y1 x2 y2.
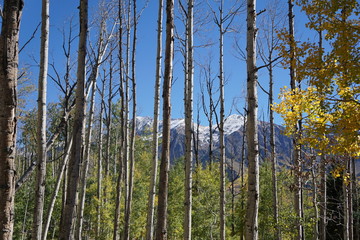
96 77 106 239
105 57 113 176
184 0 194 238
311 157 319 240
124 0 137 238
0 1 23 239
145 0 163 238
42 139 73 240
245 0 259 239
240 109 246 240
351 158 359 240
319 158 327 240
32 0 49 238
123 1 131 232
269 50 281 240
75 55 101 240
155 0 174 237
113 2 124 239
218 1 226 239
343 164 350 240
59 0 88 238
288 1 303 239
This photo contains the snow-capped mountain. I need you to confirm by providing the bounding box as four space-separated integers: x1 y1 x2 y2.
135 114 292 167
134 115 360 177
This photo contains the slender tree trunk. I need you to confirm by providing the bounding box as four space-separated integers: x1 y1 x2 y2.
59 26 74 232
75 65 98 240
96 79 106 238
113 2 124 239
21 192 31 240
146 0 163 238
288 1 303 239
319 158 327 240
240 110 246 240
59 128 69 236
112 81 125 240
269 54 281 240
352 158 359 240
42 139 73 240
105 57 113 176
218 1 226 239
59 0 88 238
124 0 137 238
123 1 131 232
32 1 49 238
77 17 113 235
343 164 350 240
348 158 354 240
184 0 194 238
194 102 200 168
0 1 23 239
155 0 174 237
230 157 236 236
311 157 319 240
209 106 213 167
245 0 259 239
316 21 327 240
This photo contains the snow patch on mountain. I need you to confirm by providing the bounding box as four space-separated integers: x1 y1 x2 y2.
223 114 245 135
136 114 246 143
170 118 185 130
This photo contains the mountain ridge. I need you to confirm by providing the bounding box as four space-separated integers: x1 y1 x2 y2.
135 114 292 168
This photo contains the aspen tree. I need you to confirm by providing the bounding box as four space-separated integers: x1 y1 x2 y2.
76 10 114 236
59 0 88 238
123 1 131 229
258 2 283 238
218 1 226 237
156 0 174 237
288 1 303 239
42 139 73 240
97 74 106 239
211 1 240 237
275 0 360 238
113 1 125 239
146 0 163 238
245 0 259 239
124 0 137 238
184 0 194 238
32 0 49 238
0 1 23 239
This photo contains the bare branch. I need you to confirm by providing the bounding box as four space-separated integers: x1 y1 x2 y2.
19 22 41 53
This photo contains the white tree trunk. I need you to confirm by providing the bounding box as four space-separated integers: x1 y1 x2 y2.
32 0 49 238
42 139 73 240
156 0 174 237
124 0 137 238
146 0 163 238
96 78 106 238
218 1 226 239
288 1 303 238
184 0 194 238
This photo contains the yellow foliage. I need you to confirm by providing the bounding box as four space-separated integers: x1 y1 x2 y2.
275 0 360 158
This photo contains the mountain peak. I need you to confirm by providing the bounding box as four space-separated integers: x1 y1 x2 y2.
224 114 245 135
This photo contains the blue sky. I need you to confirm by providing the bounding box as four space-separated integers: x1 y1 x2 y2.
18 0 312 126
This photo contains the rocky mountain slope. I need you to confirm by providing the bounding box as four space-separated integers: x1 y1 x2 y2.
135 115 293 169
